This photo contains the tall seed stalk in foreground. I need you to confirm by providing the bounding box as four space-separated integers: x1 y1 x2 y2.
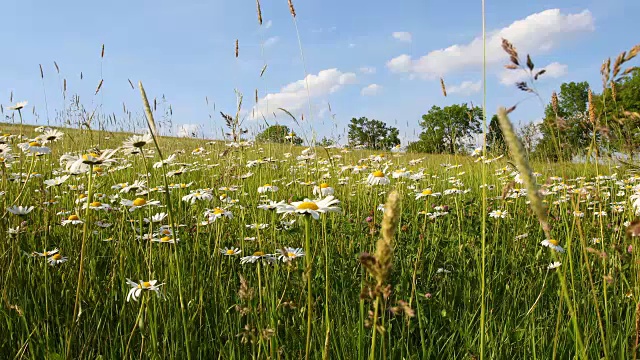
496 107 586 358
360 191 400 360
139 82 191 360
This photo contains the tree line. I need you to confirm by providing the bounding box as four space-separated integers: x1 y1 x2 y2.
254 68 640 159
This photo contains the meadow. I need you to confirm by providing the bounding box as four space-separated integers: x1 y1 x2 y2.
0 113 638 359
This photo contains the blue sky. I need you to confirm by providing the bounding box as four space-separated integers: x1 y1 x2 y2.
1 0 638 144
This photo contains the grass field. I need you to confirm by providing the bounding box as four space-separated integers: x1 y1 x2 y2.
1 117 638 359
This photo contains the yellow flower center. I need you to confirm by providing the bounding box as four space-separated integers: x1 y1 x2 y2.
287 252 296 257
138 281 152 289
297 202 319 210
213 208 224 215
51 254 62 260
68 215 80 221
3 133 10 137
160 236 171 242
94 166 103 173
161 229 171 235
29 141 41 147
422 189 432 195
82 153 98 160
226 249 235 255
253 251 265 256
133 198 147 207
320 183 329 189
372 171 384 178
263 184 271 187
90 201 101 207
547 239 559 246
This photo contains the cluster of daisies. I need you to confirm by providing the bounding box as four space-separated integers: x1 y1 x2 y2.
3 119 640 305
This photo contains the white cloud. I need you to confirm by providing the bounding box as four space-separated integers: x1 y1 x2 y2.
264 20 272 29
263 36 279 48
392 31 412 43
499 62 568 85
253 69 357 118
177 124 201 138
361 84 382 96
386 9 593 78
359 66 376 74
348 43 356 48
448 80 482 95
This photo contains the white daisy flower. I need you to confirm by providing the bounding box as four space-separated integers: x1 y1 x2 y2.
47 253 68 266
61 214 84 226
276 196 341 220
257 184 279 193
312 183 334 197
220 247 242 256
7 205 34 216
122 133 153 150
541 239 565 253
278 247 304 262
367 171 390 185
125 279 163 302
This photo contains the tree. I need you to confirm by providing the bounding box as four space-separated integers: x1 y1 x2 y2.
486 114 506 153
347 117 400 150
255 125 303 145
535 81 591 161
317 136 336 147
596 68 640 155
408 104 483 154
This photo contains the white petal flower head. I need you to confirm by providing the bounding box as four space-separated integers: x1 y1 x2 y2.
7 205 34 216
276 196 341 220
541 239 565 253
123 133 154 150
126 279 163 302
367 170 390 185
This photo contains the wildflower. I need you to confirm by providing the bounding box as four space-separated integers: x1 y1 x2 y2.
547 262 562 270
18 141 51 154
144 212 168 224
153 154 176 168
312 183 334 196
246 223 269 230
44 175 70 187
121 197 161 212
489 210 507 219
85 201 111 211
182 190 213 204
276 196 341 220
220 247 242 256
32 248 58 257
415 188 440 199
125 279 163 302
541 239 565 253
240 251 276 264
62 214 84 226
202 208 233 224
367 170 390 185
258 184 278 193
39 129 64 144
48 253 68 266
7 101 27 110
257 200 286 211
7 205 34 216
151 236 179 244
120 180 147 194
63 149 119 174
278 247 304 262
122 133 153 150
